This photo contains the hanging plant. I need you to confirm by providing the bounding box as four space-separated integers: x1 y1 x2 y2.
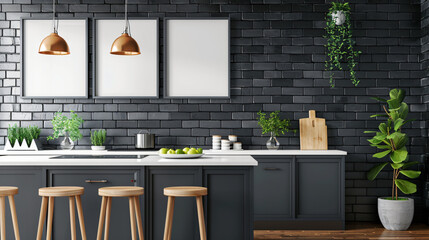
324 2 361 87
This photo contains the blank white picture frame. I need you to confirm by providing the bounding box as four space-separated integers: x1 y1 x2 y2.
164 18 230 98
94 18 159 98
21 19 88 98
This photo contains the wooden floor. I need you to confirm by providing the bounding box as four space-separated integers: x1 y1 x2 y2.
254 222 429 240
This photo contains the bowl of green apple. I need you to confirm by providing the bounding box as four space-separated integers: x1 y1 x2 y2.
158 147 204 159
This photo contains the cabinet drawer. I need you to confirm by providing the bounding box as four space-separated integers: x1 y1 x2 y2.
48 168 141 240
254 161 292 219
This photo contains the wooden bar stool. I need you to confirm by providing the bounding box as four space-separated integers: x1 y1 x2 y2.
163 186 208 240
0 187 20 240
36 186 87 240
96 186 144 240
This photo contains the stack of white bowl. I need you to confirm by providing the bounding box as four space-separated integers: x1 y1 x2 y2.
221 139 231 150
212 135 221 150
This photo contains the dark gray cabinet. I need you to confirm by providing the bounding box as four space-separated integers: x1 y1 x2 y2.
145 167 201 240
0 165 253 240
254 157 293 219
203 167 254 240
0 168 42 240
48 168 142 240
253 155 345 230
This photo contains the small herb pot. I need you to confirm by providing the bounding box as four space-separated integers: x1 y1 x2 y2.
332 10 346 25
91 146 106 151
378 197 414 231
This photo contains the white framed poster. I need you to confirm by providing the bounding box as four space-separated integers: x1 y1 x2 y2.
93 18 159 98
164 18 230 98
21 18 88 98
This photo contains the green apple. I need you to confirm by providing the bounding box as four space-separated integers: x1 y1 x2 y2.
197 148 203 154
159 148 168 154
167 149 176 154
175 149 185 154
183 147 190 153
187 149 198 154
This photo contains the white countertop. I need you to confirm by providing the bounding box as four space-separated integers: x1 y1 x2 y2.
0 155 258 166
0 149 347 156
0 149 346 166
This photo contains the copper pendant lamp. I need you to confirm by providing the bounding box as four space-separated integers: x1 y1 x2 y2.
38 0 69 55
110 0 140 55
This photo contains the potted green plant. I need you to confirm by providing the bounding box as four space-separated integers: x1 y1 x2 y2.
324 2 361 87
47 111 84 150
5 125 41 150
257 111 296 150
91 129 107 151
365 89 420 231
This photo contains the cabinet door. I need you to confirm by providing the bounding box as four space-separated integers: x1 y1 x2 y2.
204 167 253 240
253 156 293 220
296 157 343 219
48 168 141 240
146 167 201 240
0 167 42 240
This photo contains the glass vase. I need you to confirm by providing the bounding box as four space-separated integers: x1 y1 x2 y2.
60 132 74 150
266 132 280 150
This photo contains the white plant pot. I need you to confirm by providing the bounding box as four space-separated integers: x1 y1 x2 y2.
91 146 106 151
332 11 346 25
4 139 40 151
378 197 414 231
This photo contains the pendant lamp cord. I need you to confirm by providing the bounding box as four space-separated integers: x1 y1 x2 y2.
52 0 59 33
124 0 131 36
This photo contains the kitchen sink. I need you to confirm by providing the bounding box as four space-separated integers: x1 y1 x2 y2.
50 155 147 159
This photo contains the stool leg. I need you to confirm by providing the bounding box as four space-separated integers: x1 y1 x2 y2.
96 197 107 240
133 196 144 240
36 197 48 240
0 196 5 240
46 197 55 240
196 196 207 240
129 197 137 240
8 196 20 240
163 196 175 240
69 197 76 240
75 196 87 240
104 197 112 240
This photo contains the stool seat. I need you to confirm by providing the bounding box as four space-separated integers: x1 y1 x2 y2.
0 187 18 196
39 186 84 197
99 186 144 197
164 186 207 197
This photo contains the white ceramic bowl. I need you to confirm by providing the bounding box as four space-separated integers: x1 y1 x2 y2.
159 153 204 159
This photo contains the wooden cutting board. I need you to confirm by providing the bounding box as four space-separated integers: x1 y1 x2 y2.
299 110 328 150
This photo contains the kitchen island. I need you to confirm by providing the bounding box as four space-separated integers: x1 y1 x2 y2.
0 153 256 240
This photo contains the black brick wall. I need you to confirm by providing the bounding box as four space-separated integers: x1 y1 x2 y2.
0 0 426 221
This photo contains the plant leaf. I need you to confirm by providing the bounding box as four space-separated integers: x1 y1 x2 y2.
394 119 404 131
373 150 391 159
367 162 388 181
400 170 421 179
395 179 417 194
390 147 408 163
390 163 404 169
402 161 419 169
371 97 387 102
370 114 388 118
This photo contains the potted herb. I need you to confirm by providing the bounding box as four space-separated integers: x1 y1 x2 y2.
324 2 361 87
91 129 107 151
257 111 296 150
47 111 84 150
365 89 420 231
6 125 41 150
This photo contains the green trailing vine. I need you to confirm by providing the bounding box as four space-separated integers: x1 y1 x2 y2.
324 2 361 87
